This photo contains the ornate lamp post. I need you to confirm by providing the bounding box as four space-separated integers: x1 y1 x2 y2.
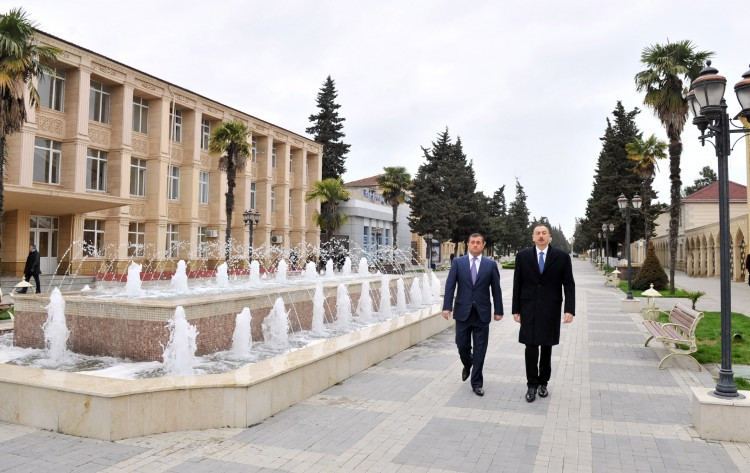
424 232 433 270
242 209 261 261
686 61 750 398
597 232 603 269
617 193 642 300
602 222 614 268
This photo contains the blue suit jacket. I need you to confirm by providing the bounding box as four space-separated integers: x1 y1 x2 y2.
442 255 503 324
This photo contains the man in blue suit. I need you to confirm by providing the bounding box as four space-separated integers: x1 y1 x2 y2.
442 233 503 396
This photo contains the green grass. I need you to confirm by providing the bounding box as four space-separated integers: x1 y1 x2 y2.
618 281 691 298
737 377 750 390
657 311 750 365
0 307 12 320
501 262 515 270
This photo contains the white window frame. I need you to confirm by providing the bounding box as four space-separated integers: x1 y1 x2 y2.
251 137 257 162
169 106 182 143
130 157 147 196
271 188 276 212
199 170 209 204
197 226 208 258
166 223 179 258
250 182 256 210
288 189 292 214
83 219 105 257
200 118 210 151
86 148 107 191
33 137 61 184
127 222 145 257
39 67 65 112
167 165 180 200
271 146 277 168
132 96 149 134
89 81 111 123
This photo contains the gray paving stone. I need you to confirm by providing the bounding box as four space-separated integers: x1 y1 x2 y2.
446 381 551 413
589 344 660 361
393 417 540 472
590 389 690 425
587 321 641 332
587 314 636 323
322 371 429 401
168 457 290 473
591 433 740 473
590 362 678 387
589 331 647 345
377 348 457 371
233 404 386 454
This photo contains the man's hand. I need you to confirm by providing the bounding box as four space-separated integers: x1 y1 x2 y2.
513 313 521 323
563 313 574 324
494 314 503 321
442 310 451 320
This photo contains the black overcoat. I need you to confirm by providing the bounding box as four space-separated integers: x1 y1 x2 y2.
511 245 575 346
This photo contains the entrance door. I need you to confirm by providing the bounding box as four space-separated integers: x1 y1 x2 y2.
29 216 58 275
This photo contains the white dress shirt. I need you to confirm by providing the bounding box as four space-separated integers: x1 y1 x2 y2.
468 253 482 273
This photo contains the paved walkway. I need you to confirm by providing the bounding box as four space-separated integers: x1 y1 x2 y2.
1 260 749 472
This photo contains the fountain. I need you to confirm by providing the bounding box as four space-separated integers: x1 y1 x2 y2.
216 262 229 288
325 259 335 278
261 298 289 348
409 277 423 307
42 288 70 364
311 283 327 336
430 271 441 300
303 261 318 281
124 263 143 297
249 260 260 285
378 275 392 319
276 259 288 283
230 307 252 357
357 257 369 275
342 257 352 276
421 273 432 303
170 260 189 293
336 283 353 328
396 277 408 312
356 281 374 323
162 306 198 376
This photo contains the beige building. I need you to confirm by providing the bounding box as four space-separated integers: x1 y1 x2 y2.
3 32 322 276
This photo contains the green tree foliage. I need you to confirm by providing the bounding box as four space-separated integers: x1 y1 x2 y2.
683 166 717 196
507 179 530 252
626 133 667 247
377 166 412 249
306 178 350 238
633 241 669 290
306 76 350 179
488 185 511 255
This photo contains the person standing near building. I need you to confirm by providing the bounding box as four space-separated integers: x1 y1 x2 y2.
21 244 41 294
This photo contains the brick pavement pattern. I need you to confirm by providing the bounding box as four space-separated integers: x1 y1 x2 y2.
1 260 749 472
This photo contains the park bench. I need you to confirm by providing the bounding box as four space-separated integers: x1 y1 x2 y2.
643 303 703 371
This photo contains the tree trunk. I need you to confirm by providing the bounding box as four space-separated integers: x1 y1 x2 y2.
391 204 398 250
642 178 650 248
225 147 236 261
0 136 5 256
667 136 682 293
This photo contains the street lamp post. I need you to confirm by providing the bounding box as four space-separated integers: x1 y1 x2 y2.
617 194 642 300
602 223 614 269
242 209 261 262
686 61 750 398
424 233 433 270
597 232 603 270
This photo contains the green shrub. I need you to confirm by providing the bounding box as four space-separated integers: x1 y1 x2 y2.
632 241 668 290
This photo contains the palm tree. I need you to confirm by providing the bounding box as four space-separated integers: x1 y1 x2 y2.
306 178 350 239
377 167 412 250
209 120 249 261
635 40 712 292
626 134 667 247
0 8 58 250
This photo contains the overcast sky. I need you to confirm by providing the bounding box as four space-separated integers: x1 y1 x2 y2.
18 0 750 237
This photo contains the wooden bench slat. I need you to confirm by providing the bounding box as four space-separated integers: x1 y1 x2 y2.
643 303 703 371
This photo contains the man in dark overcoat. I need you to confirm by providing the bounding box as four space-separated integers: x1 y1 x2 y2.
512 223 575 402
21 244 41 294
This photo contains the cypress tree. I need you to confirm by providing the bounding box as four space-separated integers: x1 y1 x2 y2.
409 130 456 239
508 179 531 252
306 76 350 179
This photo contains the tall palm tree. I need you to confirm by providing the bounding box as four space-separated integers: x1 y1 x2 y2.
0 8 58 250
377 166 412 250
306 178 350 239
635 40 712 292
209 120 249 261
626 134 667 247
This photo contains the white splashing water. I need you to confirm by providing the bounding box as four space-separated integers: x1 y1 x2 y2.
379 275 392 319
43 288 70 364
276 260 288 283
311 283 327 336
80 284 91 292
303 261 319 281
325 259 335 278
336 284 353 328
357 257 369 275
249 260 260 285
216 262 230 288
125 262 143 297
396 278 408 312
421 273 432 303
162 306 198 375
262 298 289 348
356 281 374 323
431 272 441 300
342 257 352 276
409 277 423 307
170 260 189 293
231 307 252 357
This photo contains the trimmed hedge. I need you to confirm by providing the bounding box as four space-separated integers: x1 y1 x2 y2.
632 241 668 290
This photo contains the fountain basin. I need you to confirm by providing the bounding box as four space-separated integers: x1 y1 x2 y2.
0 302 448 440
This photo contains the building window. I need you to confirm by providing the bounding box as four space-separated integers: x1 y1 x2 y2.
83 219 105 256
130 158 147 196
197 226 208 258
166 223 179 258
132 97 149 133
200 118 210 151
271 146 277 168
363 225 369 250
167 165 180 200
199 170 209 204
89 81 110 123
33 137 61 184
169 106 182 143
86 148 107 191
289 150 293 172
250 182 256 209
289 189 292 214
39 67 65 112
128 222 145 257
251 137 257 162
271 189 276 212
385 228 391 246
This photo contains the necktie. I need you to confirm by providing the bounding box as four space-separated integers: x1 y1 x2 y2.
471 257 478 284
538 251 545 273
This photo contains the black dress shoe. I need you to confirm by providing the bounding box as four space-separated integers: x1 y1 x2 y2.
473 386 484 396
525 386 537 403
462 366 470 382
538 385 549 398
